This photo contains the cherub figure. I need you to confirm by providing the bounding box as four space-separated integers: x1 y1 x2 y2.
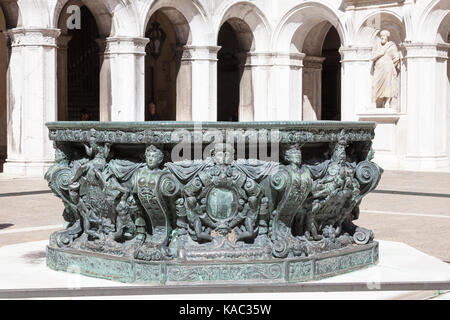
112 193 136 241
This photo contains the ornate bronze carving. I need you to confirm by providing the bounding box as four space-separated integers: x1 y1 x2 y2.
45 121 382 283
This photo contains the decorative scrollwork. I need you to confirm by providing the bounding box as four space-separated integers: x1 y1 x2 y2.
355 161 383 197
53 168 73 191
160 174 180 198
272 239 290 258
45 123 381 264
270 170 287 191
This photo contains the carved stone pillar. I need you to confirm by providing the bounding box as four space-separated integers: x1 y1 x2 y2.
245 53 273 121
270 53 304 121
57 35 72 121
3 28 60 176
103 37 149 121
302 56 325 120
339 46 373 121
235 52 254 121
232 52 273 122
402 43 450 169
94 38 109 121
177 46 220 121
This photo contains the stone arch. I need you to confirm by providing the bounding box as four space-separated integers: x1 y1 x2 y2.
417 0 450 42
216 1 271 52
53 0 112 37
56 0 102 121
0 1 20 29
215 2 271 122
143 2 211 121
274 2 346 121
274 1 346 54
436 12 450 43
355 10 406 46
142 0 209 45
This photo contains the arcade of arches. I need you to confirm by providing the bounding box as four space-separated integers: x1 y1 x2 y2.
0 0 448 176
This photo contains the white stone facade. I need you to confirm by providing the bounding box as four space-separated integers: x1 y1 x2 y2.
0 0 448 176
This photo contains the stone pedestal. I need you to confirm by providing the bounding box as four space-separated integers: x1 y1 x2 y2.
3 28 60 176
342 46 405 169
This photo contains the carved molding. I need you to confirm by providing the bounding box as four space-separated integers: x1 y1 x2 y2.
402 43 450 60
339 46 372 62
273 52 306 69
178 45 221 62
104 37 150 56
303 56 326 69
6 28 61 48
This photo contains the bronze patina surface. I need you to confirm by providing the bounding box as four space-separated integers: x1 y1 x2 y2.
45 121 382 283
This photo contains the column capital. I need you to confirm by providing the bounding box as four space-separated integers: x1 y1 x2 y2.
273 52 305 68
6 28 61 48
104 37 150 56
401 42 450 60
339 46 372 62
303 56 326 69
178 45 221 62
244 52 274 67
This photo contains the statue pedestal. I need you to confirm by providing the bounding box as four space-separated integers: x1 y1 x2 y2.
46 242 378 284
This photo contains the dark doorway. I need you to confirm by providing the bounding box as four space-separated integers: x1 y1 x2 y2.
145 12 178 121
67 6 100 121
217 22 240 122
321 27 341 120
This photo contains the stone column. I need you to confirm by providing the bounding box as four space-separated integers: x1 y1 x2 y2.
177 46 220 121
237 52 273 122
270 53 304 121
302 56 325 120
3 28 60 176
339 46 373 120
56 35 72 121
95 38 110 121
236 52 254 122
103 37 149 121
402 43 450 169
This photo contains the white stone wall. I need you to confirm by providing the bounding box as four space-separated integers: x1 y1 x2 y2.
0 0 448 175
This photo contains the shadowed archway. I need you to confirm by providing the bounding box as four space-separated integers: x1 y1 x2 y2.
58 3 101 121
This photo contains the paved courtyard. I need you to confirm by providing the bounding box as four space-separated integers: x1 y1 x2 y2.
0 170 449 263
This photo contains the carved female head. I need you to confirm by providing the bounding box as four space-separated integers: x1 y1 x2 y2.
285 145 302 167
380 30 390 45
145 145 164 169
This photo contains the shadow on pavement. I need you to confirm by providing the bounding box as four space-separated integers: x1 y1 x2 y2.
0 223 14 230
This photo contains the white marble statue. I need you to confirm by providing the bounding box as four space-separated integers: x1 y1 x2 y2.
371 30 401 109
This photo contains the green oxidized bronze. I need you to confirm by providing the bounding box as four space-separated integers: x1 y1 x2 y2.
45 121 383 283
